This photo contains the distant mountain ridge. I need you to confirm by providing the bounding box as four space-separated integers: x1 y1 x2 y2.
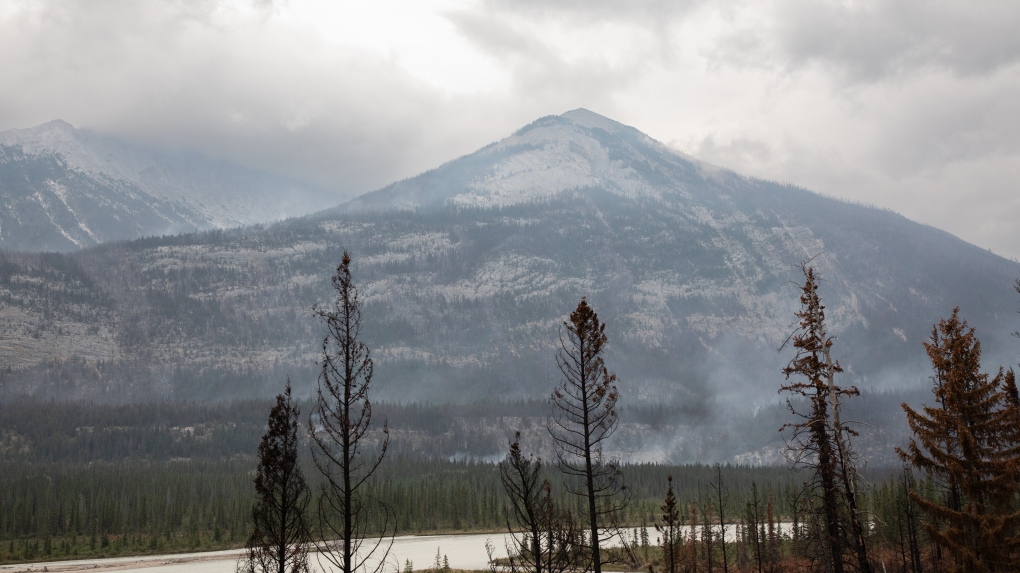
1 109 1017 463
0 120 342 251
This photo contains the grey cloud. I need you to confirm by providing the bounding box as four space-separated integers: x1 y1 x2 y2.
0 0 525 194
713 0 1020 82
1 0 1017 260
473 0 706 26
687 135 775 170
445 2 676 112
868 79 1020 178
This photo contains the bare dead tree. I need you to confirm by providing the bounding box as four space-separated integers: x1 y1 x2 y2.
310 251 393 573
745 483 764 573
238 380 310 573
498 432 583 573
764 490 780 573
1012 277 1020 340
894 468 923 573
698 494 715 573
549 296 627 573
500 432 546 573
711 465 730 573
689 502 700 573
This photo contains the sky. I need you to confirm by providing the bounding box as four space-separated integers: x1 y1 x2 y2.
1 0 1018 259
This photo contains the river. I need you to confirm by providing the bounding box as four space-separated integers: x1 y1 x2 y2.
5 525 790 573
2 531 514 573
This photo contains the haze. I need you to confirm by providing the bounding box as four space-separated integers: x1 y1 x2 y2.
1 0 1017 259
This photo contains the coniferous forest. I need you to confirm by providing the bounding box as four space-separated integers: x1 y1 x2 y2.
2 261 1020 573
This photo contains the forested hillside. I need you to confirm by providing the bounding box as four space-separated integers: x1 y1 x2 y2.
0 394 866 565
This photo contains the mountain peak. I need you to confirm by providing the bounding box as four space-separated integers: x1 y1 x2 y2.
0 119 79 148
346 109 702 212
559 108 626 133
37 119 76 132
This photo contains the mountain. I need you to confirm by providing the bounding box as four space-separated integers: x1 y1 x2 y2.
1 109 1017 462
0 120 342 251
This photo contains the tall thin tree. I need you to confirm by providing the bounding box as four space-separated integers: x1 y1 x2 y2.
1012 277 1020 340
549 296 626 573
238 380 310 573
310 251 392 573
656 475 683 573
711 464 730 573
780 263 870 573
745 483 764 573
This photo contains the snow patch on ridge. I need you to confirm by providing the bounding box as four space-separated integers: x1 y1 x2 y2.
560 108 625 133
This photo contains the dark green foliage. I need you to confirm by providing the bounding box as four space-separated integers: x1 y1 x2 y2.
0 441 837 565
0 458 253 561
0 398 270 462
870 469 925 573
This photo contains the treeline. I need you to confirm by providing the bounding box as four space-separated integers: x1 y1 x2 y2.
0 397 695 464
0 398 269 462
0 456 829 564
0 458 252 562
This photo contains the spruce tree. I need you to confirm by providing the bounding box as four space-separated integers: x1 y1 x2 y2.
238 381 310 573
897 309 1020 572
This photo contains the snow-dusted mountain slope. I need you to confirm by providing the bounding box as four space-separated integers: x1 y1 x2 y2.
0 120 341 251
0 145 209 251
347 109 720 210
1 109 1017 461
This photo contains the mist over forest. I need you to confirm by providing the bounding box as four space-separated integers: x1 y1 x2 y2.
2 111 1018 466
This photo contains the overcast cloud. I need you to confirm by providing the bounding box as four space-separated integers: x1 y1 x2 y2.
1 0 1018 259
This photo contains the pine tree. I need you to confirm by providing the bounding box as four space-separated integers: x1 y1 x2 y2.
310 251 392 573
897 309 1020 572
548 297 626 573
238 381 310 573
